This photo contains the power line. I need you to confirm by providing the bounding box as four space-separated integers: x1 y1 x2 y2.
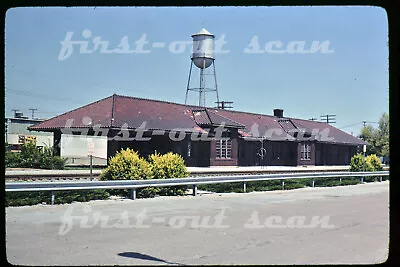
5 87 84 105
338 122 363 129
338 120 379 130
362 120 379 127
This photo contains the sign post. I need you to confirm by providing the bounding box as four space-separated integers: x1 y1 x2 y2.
88 139 95 181
362 144 367 182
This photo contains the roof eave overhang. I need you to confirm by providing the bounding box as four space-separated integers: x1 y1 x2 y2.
315 140 367 146
241 136 295 141
29 125 111 131
197 123 245 129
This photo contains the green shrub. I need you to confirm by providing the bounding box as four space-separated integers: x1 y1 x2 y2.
197 177 364 194
149 152 189 179
100 149 189 198
5 141 67 169
198 180 285 193
340 177 360 185
198 182 243 193
350 153 365 172
137 187 161 198
148 152 189 196
284 179 307 190
350 153 384 182
366 154 383 171
99 148 153 181
5 150 21 168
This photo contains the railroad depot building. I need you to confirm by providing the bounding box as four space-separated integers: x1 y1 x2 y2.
28 94 367 167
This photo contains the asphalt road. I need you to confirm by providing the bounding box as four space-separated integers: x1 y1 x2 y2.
6 181 389 265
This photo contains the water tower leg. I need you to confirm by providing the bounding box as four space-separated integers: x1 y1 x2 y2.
213 61 219 103
199 68 204 106
185 61 194 104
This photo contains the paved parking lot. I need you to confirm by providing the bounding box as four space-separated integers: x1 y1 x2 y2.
6 181 389 265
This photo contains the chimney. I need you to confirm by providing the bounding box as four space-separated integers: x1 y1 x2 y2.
273 109 284 118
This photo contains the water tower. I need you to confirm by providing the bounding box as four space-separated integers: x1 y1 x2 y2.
185 28 219 107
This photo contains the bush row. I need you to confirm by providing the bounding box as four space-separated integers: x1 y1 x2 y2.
5 190 110 207
197 176 387 193
5 141 67 169
99 149 189 198
6 149 190 206
350 153 383 172
6 151 387 206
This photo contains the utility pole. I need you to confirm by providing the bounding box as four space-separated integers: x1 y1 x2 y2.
29 108 38 119
320 114 336 124
362 120 366 127
215 101 233 109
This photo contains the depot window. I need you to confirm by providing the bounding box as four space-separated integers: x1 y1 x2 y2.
216 139 232 159
301 143 311 160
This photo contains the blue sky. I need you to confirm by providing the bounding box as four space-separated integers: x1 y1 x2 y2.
5 6 388 135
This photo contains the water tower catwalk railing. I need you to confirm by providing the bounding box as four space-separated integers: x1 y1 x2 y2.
185 28 219 107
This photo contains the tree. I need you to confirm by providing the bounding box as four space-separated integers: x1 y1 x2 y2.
377 112 389 159
358 112 389 159
5 140 67 169
359 125 378 155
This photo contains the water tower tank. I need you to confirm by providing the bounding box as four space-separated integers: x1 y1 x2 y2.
191 28 215 69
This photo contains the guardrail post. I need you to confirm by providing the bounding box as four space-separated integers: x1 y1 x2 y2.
130 189 136 200
281 179 285 190
360 176 363 183
193 184 197 196
90 155 93 181
379 176 382 182
339 177 342 185
243 182 246 193
312 178 315 188
51 191 55 205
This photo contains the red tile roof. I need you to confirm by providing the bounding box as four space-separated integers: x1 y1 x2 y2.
278 118 299 134
192 109 244 128
29 94 367 145
205 108 296 141
290 118 367 145
29 95 115 129
192 110 211 125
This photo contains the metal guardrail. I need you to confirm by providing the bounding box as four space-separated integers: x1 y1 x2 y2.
5 171 389 204
4 166 389 181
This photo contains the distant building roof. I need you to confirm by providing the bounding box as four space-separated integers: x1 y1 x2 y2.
29 94 367 145
6 117 45 124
